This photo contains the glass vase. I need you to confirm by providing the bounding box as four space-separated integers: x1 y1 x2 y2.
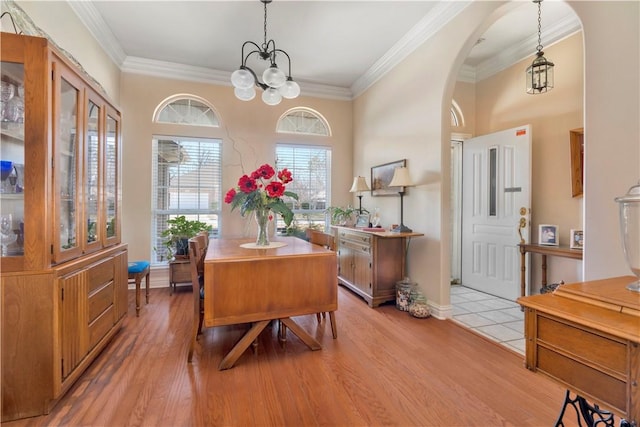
255 208 271 246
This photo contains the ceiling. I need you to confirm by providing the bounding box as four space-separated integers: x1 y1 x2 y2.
69 1 580 99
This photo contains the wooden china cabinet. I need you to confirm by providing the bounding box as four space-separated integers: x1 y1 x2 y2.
1 32 128 421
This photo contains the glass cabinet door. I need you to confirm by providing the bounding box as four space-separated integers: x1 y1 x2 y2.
85 96 101 252
104 108 120 245
0 62 25 260
53 69 83 263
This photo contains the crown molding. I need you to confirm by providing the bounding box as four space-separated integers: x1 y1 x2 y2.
122 57 353 101
351 1 472 97
457 65 476 84
474 14 581 82
67 1 126 66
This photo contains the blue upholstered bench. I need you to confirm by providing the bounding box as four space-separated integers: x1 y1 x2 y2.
128 261 150 316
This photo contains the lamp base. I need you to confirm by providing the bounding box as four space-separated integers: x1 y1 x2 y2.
391 224 412 233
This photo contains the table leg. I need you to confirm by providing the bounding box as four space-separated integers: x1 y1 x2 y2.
218 320 270 370
329 311 337 339
541 254 548 288
279 318 321 350
520 246 526 298
554 390 616 427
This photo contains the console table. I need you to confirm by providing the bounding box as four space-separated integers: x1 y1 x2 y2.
332 226 423 307
517 276 640 426
518 243 583 297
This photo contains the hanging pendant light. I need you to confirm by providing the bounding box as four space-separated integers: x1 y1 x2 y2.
230 0 300 105
526 0 554 94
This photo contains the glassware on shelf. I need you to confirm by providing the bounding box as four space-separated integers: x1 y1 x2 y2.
0 214 17 256
0 81 14 102
615 182 640 292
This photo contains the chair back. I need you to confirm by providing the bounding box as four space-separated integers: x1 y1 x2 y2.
306 229 335 251
188 238 204 310
194 231 208 274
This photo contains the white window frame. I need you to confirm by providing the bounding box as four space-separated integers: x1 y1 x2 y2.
151 136 222 264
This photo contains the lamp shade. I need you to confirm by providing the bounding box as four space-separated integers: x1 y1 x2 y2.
389 167 413 188
349 176 370 193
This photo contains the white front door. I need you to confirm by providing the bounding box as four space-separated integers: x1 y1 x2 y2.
461 125 531 301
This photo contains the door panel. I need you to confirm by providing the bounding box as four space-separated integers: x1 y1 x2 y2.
462 125 531 300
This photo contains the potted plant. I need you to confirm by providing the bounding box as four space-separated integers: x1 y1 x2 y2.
161 215 212 259
326 206 359 226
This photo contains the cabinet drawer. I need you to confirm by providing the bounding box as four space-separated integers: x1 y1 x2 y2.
89 304 115 349
88 281 114 323
87 257 115 293
537 315 627 375
537 345 626 414
338 231 371 245
341 239 371 255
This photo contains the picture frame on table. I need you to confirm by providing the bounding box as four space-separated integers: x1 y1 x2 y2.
355 213 370 228
539 224 559 246
371 159 406 196
570 229 583 250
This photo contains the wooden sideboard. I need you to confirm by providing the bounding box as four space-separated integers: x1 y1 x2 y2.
333 226 423 307
517 276 640 426
518 243 583 297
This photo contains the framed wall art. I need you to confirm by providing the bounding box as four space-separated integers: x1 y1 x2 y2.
371 159 406 196
539 224 559 246
570 229 583 250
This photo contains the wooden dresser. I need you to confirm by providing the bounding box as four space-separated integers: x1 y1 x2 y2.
333 226 423 307
517 276 640 425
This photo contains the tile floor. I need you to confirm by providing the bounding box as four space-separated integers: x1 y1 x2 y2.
450 285 526 355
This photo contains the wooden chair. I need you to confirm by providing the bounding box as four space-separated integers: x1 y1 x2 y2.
305 229 338 339
187 237 205 363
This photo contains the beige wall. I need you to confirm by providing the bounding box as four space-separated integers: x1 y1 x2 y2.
353 1 639 317
120 73 353 261
473 32 584 287
14 0 121 104
8 0 639 307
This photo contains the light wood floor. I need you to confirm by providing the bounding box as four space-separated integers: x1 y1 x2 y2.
6 285 576 427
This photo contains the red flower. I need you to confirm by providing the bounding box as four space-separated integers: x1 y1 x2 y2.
238 175 257 193
278 168 293 184
224 188 236 204
265 181 285 198
254 164 275 180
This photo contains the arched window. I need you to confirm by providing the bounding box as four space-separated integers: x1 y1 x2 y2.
150 95 222 264
451 100 464 128
153 95 219 127
277 108 330 136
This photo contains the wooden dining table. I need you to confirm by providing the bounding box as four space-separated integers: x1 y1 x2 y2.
203 236 337 370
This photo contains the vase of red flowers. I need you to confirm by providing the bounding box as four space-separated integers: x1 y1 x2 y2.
224 164 298 246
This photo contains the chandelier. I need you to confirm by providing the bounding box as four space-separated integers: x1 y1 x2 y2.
526 0 554 94
230 0 300 106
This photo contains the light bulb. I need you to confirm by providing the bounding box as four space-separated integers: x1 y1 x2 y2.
234 86 256 101
262 87 282 105
262 66 286 88
279 79 300 99
231 68 255 89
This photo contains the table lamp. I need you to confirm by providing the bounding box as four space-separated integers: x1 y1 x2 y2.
389 167 413 233
349 176 370 214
